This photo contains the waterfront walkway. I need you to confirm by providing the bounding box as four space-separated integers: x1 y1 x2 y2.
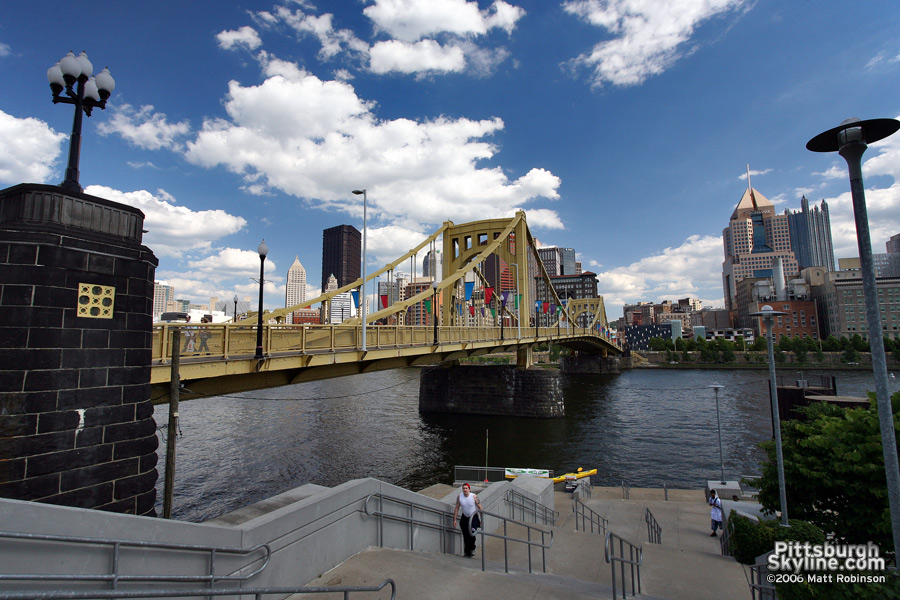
302 486 752 599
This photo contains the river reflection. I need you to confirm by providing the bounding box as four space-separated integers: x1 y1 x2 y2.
154 367 899 522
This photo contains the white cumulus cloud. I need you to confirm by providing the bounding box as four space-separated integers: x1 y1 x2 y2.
97 104 191 151
369 39 466 74
364 0 525 42
0 110 66 185
217 26 263 51
564 0 748 87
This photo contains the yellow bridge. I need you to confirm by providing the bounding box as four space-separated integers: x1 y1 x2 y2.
150 212 620 402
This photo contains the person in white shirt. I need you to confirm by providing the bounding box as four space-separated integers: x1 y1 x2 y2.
452 483 483 557
709 489 723 536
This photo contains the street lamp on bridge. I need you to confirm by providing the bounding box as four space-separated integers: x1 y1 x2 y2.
432 279 439 346
352 190 368 352
255 240 268 359
47 51 115 192
807 116 900 552
233 294 239 322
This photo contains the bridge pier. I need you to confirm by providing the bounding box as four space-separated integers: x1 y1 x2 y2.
516 346 533 369
419 364 563 417
559 352 621 374
0 184 159 516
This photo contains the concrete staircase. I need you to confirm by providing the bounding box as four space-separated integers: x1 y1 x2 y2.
302 487 753 599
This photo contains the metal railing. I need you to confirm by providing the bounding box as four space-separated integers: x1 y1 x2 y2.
720 516 734 556
604 532 642 599
621 480 631 500
572 477 592 499
0 531 395 599
0 582 396 600
454 465 509 484
505 490 559 525
363 493 553 574
0 531 270 588
153 322 618 364
644 508 662 544
572 497 608 535
749 558 777 599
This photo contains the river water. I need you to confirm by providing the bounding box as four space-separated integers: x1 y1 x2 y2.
153 368 900 522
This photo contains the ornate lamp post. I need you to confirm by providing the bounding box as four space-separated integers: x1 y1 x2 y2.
47 51 115 192
351 190 368 352
807 117 900 552
255 240 268 359
709 384 726 485
749 305 789 527
233 294 239 322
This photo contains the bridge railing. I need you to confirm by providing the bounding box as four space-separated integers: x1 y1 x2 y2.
152 323 619 363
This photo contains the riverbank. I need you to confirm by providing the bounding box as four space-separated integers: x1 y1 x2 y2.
632 350 895 371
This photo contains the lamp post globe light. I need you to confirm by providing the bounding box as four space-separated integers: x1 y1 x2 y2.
749 305 789 527
709 384 726 485
47 51 115 192
807 117 900 553
255 240 268 359
351 190 368 352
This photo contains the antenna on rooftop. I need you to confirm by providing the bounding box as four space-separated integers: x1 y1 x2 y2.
746 164 758 209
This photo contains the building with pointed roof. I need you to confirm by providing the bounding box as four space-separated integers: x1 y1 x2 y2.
285 255 307 309
722 183 798 314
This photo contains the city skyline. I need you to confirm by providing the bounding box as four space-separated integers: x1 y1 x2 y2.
1 1 899 320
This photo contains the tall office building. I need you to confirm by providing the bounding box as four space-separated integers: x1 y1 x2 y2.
321 225 361 291
152 282 175 319
537 246 576 276
423 249 442 280
785 196 835 271
722 183 798 312
285 255 307 324
887 233 900 254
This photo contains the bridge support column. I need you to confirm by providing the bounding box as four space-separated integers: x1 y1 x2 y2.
0 184 159 516
516 346 533 369
559 353 620 374
419 364 563 417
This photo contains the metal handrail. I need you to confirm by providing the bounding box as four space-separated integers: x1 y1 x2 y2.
749 558 777 600
363 493 553 574
720 516 734 556
644 508 662 544
621 480 630 500
573 477 592 499
0 581 396 600
505 490 559 525
604 531 642 599
572 497 608 535
0 531 270 588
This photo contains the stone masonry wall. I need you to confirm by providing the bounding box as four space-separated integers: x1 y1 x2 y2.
419 364 564 417
0 184 160 516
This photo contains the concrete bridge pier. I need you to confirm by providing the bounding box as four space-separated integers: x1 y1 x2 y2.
559 352 621 374
419 364 563 417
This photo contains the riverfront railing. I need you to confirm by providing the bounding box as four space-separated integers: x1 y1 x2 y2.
644 508 662 544
363 493 553 574
453 465 555 485
604 531 642 599
573 477 592 499
0 583 396 600
621 480 631 500
572 497 608 535
720 517 734 556
0 530 270 588
151 322 619 364
748 555 777 600
505 490 559 525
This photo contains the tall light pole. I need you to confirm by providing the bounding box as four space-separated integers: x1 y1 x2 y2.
255 240 268 359
352 190 368 352
709 384 726 485
750 305 789 527
233 294 239 322
808 117 900 552
432 279 439 345
47 51 115 192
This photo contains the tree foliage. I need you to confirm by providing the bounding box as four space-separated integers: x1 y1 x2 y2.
756 392 900 555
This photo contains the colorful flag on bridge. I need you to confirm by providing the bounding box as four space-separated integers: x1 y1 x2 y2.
350 290 359 308
380 294 389 309
542 302 549 314
485 287 494 305
469 305 475 317
465 282 474 301
501 291 509 307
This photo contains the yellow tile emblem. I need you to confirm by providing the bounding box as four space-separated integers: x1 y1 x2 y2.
77 283 115 319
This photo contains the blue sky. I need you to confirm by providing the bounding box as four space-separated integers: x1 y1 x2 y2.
2 0 900 320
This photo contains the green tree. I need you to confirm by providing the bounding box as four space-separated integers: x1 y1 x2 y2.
795 346 808 365
841 346 861 363
756 393 900 553
648 337 669 351
751 336 768 352
850 333 870 352
822 335 841 352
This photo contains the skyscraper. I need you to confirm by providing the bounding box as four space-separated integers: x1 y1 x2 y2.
423 249 442 280
285 256 307 309
722 183 798 313
152 282 174 319
321 225 361 291
785 196 835 271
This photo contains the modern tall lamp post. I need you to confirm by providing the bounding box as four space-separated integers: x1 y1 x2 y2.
254 240 268 359
807 117 900 551
709 384 726 485
432 279 439 345
351 190 368 352
233 294 239 322
47 51 115 192
511 263 521 340
749 305 789 527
